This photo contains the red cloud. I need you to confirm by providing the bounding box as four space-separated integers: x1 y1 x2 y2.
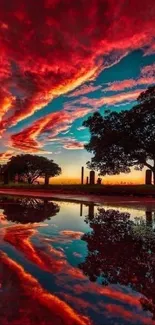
104 77 155 92
0 0 154 137
67 83 102 98
51 137 85 150
141 63 155 76
72 89 143 108
10 107 91 151
104 63 155 92
63 140 84 150
144 43 155 56
0 89 15 124
0 150 14 163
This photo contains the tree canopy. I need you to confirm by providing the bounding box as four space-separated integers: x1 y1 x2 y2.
4 154 61 184
83 86 155 183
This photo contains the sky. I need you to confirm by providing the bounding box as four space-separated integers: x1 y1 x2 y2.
0 0 155 184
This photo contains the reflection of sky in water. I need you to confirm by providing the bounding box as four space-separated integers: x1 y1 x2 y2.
0 196 155 325
101 204 155 219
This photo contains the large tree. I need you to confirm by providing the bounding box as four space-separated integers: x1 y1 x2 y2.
5 154 61 184
83 86 155 184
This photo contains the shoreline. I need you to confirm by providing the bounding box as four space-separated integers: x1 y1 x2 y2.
0 188 155 207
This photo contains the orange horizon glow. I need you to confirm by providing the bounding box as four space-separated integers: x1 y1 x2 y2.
48 174 145 185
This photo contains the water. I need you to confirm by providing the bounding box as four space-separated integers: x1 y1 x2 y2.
0 195 155 325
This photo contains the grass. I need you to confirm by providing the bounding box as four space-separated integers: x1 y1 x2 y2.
0 183 155 197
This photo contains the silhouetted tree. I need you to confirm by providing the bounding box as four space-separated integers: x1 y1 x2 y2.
83 86 155 184
5 154 61 184
79 208 155 319
0 197 60 223
0 164 14 184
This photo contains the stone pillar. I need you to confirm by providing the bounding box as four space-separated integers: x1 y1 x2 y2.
145 210 152 228
80 203 83 217
89 170 95 185
86 176 89 185
81 167 84 185
145 169 152 185
97 177 102 185
88 204 94 219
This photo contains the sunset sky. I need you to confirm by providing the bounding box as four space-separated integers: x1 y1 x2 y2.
0 0 155 184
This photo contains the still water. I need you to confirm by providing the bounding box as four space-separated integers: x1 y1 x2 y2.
0 195 155 325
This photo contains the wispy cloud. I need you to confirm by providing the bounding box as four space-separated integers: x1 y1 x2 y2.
10 108 90 152
67 83 102 98
48 137 85 150
63 140 85 150
72 89 143 109
104 77 154 92
141 63 155 76
0 150 14 163
104 63 155 92
143 42 155 56
77 126 86 131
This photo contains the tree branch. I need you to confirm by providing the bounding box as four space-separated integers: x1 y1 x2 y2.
31 174 40 182
144 161 153 170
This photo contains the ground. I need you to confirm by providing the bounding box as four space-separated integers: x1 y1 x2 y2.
0 184 155 200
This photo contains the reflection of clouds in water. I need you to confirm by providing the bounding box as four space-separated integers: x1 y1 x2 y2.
3 224 86 280
1 198 155 324
3 238 148 325
58 282 154 325
73 252 83 258
0 223 154 324
4 224 66 273
0 252 90 325
50 223 58 228
60 230 84 239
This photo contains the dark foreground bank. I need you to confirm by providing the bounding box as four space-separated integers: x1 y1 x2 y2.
0 184 155 198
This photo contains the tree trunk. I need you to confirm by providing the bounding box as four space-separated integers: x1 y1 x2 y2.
145 210 153 228
28 177 32 184
153 159 155 185
45 173 49 186
3 171 9 184
153 170 155 185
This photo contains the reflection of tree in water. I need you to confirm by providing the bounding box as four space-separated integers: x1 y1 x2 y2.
0 197 60 223
79 208 155 319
